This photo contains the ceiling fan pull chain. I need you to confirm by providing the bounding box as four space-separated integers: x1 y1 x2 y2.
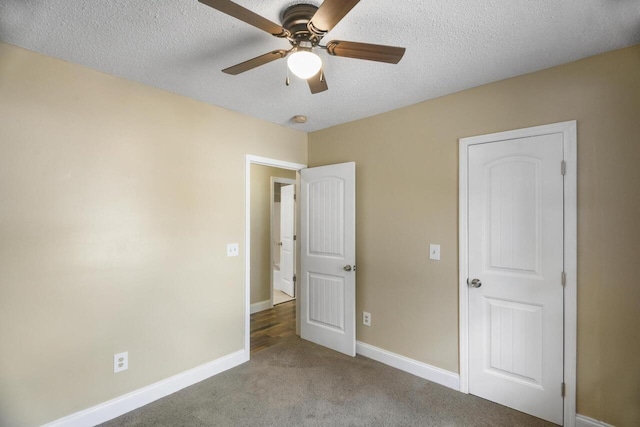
286 66 290 86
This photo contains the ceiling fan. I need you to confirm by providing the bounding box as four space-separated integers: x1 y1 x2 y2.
198 0 406 94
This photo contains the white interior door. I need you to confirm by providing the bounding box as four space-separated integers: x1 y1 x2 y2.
300 162 355 357
279 184 295 297
466 133 565 424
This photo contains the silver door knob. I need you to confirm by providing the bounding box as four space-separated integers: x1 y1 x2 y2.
343 265 352 272
468 278 482 288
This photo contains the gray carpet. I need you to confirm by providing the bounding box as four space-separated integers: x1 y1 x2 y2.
100 337 554 426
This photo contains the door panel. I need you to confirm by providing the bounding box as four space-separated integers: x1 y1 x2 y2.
279 184 295 297
308 178 344 257
487 157 540 273
468 133 564 424
487 298 543 385
301 162 355 356
308 273 345 330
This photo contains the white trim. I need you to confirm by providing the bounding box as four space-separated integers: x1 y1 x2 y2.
563 122 578 427
458 121 577 427
246 155 306 170
356 341 459 391
575 415 614 427
245 155 306 355
250 299 271 314
459 140 470 394
42 349 247 427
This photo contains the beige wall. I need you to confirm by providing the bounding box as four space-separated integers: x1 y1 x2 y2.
308 45 640 426
2 38 639 427
250 165 296 304
0 42 306 427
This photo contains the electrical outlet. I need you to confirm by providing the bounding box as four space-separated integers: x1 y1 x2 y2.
363 311 371 327
227 243 239 257
114 351 128 373
429 244 441 261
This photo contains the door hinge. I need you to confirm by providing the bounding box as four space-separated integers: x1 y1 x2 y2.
293 194 297 201
561 160 566 175
293 234 297 241
561 382 566 397
561 272 566 287
292 274 297 283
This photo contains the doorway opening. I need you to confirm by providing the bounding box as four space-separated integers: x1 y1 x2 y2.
245 155 306 356
271 178 296 306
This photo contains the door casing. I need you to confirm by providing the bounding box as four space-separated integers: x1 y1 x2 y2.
458 121 577 426
245 155 306 355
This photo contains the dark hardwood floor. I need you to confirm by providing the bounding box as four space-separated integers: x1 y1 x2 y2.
250 300 296 354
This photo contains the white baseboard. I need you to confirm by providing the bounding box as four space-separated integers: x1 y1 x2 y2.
36 340 613 427
250 299 271 314
42 349 248 427
576 414 614 427
356 341 460 391
355 342 613 425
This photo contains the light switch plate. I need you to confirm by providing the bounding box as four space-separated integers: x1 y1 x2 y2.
227 243 239 257
429 244 441 261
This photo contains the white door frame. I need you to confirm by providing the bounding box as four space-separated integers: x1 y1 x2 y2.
270 176 296 305
245 155 306 355
458 121 577 426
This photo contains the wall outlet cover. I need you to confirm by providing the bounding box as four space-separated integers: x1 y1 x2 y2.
363 311 371 327
114 351 128 373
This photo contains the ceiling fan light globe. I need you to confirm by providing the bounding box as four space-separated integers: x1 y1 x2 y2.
287 51 322 80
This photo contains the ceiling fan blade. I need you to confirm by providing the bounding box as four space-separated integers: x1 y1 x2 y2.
222 50 288 75
307 69 328 94
326 40 405 64
308 0 360 35
199 0 289 37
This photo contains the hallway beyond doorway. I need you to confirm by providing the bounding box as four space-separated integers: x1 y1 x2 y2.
250 300 295 354
273 289 294 305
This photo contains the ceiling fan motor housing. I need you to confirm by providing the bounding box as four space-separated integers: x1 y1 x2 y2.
281 4 321 46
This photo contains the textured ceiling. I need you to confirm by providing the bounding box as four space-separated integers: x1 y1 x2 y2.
1 0 639 131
